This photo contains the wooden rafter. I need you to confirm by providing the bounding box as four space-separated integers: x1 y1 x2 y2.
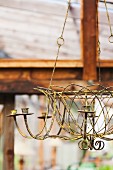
0 59 113 68
0 66 112 94
0 0 112 93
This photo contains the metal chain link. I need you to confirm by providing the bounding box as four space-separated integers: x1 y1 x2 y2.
98 0 113 82
104 0 113 43
49 0 113 86
97 0 101 82
49 0 71 88
98 40 101 82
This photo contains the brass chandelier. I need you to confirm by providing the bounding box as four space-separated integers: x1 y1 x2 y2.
8 0 113 150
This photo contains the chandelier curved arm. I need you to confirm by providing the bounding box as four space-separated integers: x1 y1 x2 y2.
47 135 82 141
57 107 66 135
101 136 113 141
35 89 55 138
58 84 99 136
93 88 113 135
58 93 83 133
49 92 80 137
34 89 79 138
75 85 110 136
35 88 82 137
51 89 86 137
96 87 113 133
101 91 113 133
23 114 42 139
23 115 49 140
14 116 32 139
55 102 79 136
7 110 32 139
84 86 108 135
44 91 57 135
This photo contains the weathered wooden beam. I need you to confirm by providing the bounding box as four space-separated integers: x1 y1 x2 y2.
0 59 113 68
0 59 83 68
3 94 15 170
81 0 97 81
97 60 113 68
0 68 82 93
0 67 112 93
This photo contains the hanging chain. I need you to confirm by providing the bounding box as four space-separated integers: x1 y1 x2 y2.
97 0 113 82
97 0 101 82
49 0 71 88
98 40 101 82
104 0 113 43
49 0 113 86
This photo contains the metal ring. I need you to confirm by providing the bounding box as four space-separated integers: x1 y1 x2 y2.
78 140 89 150
108 35 113 43
57 37 64 46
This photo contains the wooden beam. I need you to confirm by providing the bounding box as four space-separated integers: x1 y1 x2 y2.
97 60 113 67
0 59 113 68
81 0 97 80
0 59 83 68
3 94 15 170
0 68 82 93
0 67 112 93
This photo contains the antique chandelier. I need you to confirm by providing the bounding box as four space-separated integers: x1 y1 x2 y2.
8 0 113 150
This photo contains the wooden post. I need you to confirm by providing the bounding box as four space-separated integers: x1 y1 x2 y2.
39 139 44 170
38 96 44 170
81 0 98 81
19 156 25 170
3 94 15 170
0 110 3 136
51 146 57 168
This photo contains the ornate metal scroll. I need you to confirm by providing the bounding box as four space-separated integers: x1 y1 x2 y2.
7 84 113 150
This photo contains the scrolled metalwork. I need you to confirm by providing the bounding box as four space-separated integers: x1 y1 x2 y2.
7 0 113 150
7 84 113 150
93 140 105 150
78 140 90 150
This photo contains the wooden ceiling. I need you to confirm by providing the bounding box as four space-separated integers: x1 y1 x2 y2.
0 0 113 94
0 0 81 59
0 0 112 60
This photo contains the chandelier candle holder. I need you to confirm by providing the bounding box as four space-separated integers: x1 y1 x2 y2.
7 0 113 150
7 84 113 150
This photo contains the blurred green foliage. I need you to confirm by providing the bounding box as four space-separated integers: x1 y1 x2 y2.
98 165 113 170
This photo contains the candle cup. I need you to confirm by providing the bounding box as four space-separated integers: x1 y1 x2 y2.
42 112 46 117
21 108 29 114
11 109 17 115
83 105 91 112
